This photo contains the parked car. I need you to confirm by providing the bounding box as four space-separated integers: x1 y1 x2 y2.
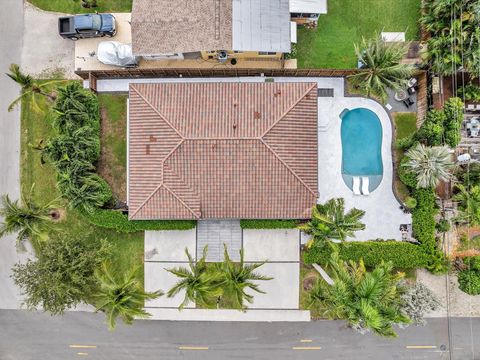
58 13 116 41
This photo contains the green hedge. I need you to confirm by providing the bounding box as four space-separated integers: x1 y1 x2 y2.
240 219 298 229
303 240 429 269
81 208 196 232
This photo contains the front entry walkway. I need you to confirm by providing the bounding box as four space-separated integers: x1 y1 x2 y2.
197 220 242 262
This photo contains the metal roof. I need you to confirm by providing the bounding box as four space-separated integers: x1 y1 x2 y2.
232 0 291 52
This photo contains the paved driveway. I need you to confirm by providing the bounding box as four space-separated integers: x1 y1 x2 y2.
144 229 196 308
21 3 75 79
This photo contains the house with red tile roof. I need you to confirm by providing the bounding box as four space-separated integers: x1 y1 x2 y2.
127 82 318 220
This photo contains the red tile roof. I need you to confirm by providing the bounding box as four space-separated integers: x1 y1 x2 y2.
128 82 318 220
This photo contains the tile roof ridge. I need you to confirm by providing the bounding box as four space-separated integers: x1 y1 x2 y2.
162 183 201 219
130 84 185 140
259 138 318 198
261 83 317 138
129 182 201 219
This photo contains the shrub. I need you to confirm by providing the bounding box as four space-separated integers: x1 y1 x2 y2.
443 97 464 148
11 234 111 315
458 270 480 295
398 157 418 188
458 84 480 102
303 240 429 269
415 110 445 146
405 196 417 209
240 219 298 229
435 219 450 233
411 188 448 273
80 207 196 232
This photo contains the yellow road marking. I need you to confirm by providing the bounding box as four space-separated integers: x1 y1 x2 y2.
300 339 313 343
77 353 88 356
69 345 97 349
406 346 437 349
178 346 209 350
292 346 322 350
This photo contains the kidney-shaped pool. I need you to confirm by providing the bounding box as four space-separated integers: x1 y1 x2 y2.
340 107 383 192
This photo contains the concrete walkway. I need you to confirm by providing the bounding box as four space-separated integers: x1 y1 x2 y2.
197 220 242 262
146 308 310 322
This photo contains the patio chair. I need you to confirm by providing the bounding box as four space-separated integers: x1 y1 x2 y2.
352 176 361 195
467 104 475 111
361 177 370 195
402 99 410 108
408 87 416 95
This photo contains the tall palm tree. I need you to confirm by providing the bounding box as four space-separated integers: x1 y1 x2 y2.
299 198 366 247
308 252 410 337
215 244 272 310
402 144 453 188
94 262 162 330
0 185 57 242
453 184 480 226
6 64 63 112
166 246 222 309
348 34 415 101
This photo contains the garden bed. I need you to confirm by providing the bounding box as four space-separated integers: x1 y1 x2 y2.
20 91 144 284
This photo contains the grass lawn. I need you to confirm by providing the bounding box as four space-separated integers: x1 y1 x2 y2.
393 112 417 201
299 263 321 319
97 94 128 201
20 91 144 284
28 0 132 13
296 0 421 68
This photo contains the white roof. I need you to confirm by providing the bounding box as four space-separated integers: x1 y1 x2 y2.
290 22 297 43
289 0 327 14
232 0 291 52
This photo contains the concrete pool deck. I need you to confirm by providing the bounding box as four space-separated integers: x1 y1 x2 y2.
94 76 411 241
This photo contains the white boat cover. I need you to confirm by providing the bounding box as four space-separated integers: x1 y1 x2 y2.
97 41 137 67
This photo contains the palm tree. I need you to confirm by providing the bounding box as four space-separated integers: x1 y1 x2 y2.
299 198 365 248
166 246 222 309
94 262 162 330
402 144 453 188
215 244 272 310
348 34 415 101
0 185 57 242
6 64 63 112
453 184 480 226
308 252 410 337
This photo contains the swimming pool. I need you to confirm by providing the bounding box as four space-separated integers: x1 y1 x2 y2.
340 108 383 192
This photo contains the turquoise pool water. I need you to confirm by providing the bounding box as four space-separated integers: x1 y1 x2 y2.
340 108 383 191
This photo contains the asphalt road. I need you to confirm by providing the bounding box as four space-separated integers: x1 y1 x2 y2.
0 310 478 360
0 0 34 309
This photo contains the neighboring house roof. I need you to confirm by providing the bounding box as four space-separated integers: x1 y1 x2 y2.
131 0 290 55
128 82 318 220
290 0 328 14
232 0 291 52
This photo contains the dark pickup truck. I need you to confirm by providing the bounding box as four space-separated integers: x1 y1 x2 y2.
58 13 116 40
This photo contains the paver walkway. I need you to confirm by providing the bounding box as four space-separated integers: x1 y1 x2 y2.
197 220 242 262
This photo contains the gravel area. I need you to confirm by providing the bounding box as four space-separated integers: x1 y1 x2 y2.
417 269 480 317
21 3 75 79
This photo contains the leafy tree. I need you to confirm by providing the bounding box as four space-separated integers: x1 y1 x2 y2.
415 110 446 146
215 244 272 310
453 184 480 226
308 252 410 337
94 263 162 330
403 144 453 188
0 185 57 243
400 282 440 325
166 246 222 309
443 97 464 148
5 64 64 112
300 198 366 247
421 0 480 76
349 34 414 101
11 235 111 315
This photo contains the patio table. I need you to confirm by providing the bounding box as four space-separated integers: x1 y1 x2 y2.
394 89 408 101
